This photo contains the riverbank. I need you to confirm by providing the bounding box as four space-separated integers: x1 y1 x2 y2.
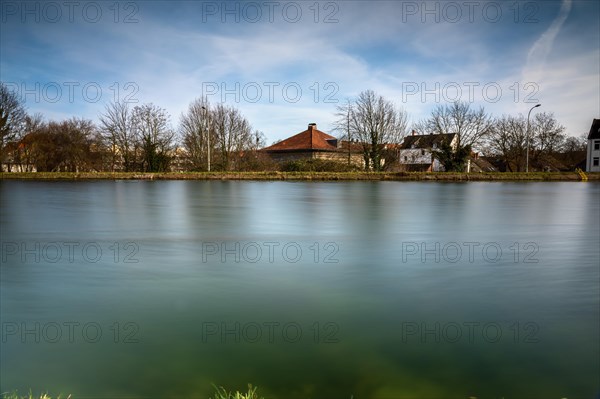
1 171 599 181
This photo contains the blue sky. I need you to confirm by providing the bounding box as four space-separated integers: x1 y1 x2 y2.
1 0 598 144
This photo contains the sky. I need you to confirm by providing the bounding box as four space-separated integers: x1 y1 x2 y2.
1 0 599 144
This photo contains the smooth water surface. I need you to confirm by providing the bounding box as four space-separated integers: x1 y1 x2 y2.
1 181 598 398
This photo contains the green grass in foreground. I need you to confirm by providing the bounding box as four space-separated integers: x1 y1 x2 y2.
211 384 264 399
1 392 69 399
2 386 263 399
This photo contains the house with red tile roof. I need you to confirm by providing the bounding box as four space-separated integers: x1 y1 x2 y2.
262 123 364 166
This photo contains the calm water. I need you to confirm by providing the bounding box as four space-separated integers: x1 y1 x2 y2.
1 180 599 398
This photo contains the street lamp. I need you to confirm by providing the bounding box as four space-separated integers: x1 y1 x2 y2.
526 103 541 173
202 106 210 172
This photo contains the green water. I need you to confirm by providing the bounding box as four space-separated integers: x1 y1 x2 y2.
1 181 598 398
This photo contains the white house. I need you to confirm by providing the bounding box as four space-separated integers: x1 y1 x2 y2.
397 132 458 172
586 119 600 172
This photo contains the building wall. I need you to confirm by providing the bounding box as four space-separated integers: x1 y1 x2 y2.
266 151 365 168
398 149 433 165
397 149 446 171
266 151 314 163
587 139 600 172
1 163 37 172
313 151 364 167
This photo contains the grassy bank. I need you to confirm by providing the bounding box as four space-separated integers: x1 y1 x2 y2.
1 393 64 399
1 385 262 399
1 171 599 181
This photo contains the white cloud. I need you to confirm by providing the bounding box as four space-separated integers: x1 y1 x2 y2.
523 0 573 83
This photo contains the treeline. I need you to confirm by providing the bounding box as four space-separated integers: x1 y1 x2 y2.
0 83 588 173
1 83 272 173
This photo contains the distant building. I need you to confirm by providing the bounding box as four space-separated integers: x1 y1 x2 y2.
1 137 37 172
262 123 363 166
397 132 458 172
586 119 600 172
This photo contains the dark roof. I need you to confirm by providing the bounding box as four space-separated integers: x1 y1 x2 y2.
263 124 339 152
471 157 498 172
399 133 457 149
588 119 600 140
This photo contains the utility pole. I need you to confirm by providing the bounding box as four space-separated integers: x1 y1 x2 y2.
202 105 211 172
347 107 351 166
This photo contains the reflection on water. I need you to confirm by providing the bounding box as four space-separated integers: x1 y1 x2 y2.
1 181 599 398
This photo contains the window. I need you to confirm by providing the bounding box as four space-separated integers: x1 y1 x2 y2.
594 140 600 151
594 157 599 167
421 150 425 155
404 156 408 161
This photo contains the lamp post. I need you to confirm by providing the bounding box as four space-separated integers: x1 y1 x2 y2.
202 106 210 172
526 103 541 173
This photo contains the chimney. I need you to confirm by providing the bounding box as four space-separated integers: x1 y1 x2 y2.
308 123 317 131
412 130 416 136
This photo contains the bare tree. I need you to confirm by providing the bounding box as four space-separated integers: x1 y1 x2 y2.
530 112 566 161
416 101 493 149
14 113 45 171
131 103 175 172
21 118 101 172
485 115 528 172
99 102 137 171
25 113 45 132
336 90 408 171
561 134 587 153
485 112 567 172
180 98 211 171
210 103 253 171
0 82 27 169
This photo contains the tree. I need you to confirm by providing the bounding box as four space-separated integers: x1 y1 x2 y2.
99 102 137 171
180 98 211 171
181 100 255 171
562 134 587 153
335 90 408 171
131 103 175 172
211 103 253 171
559 134 588 170
23 118 102 172
415 102 492 148
11 113 45 171
415 101 493 171
433 140 472 172
530 112 566 162
485 112 567 172
0 82 27 169
485 115 528 172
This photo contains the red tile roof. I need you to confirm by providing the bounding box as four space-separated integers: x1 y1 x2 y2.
263 124 339 152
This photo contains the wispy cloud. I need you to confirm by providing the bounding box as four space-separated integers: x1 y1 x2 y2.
1 0 597 142
523 0 573 82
